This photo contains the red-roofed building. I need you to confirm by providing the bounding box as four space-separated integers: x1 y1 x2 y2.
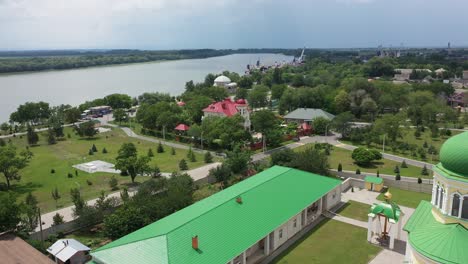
202 98 251 129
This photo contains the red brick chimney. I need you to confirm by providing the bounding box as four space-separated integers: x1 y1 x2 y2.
192 235 199 250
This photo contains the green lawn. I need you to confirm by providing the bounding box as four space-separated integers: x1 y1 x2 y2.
273 219 381 264
377 187 432 209
295 144 426 178
65 225 110 250
342 128 461 164
336 200 371 222
4 127 205 212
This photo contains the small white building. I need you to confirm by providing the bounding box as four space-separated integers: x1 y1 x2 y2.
47 239 90 264
214 75 237 93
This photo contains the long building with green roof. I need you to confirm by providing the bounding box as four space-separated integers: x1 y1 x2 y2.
403 132 468 264
91 166 342 264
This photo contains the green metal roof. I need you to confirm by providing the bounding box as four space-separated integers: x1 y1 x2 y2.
434 164 468 183
369 201 401 223
364 176 383 184
284 108 335 121
404 201 468 264
439 132 468 178
92 166 341 264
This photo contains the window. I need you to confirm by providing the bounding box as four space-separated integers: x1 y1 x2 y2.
279 229 283 239
462 197 468 220
293 219 297 228
451 194 460 217
434 186 440 206
439 188 444 210
332 191 336 199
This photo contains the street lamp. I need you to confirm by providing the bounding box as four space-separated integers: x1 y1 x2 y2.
382 134 386 153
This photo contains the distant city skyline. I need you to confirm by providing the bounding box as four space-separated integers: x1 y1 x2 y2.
0 0 467 50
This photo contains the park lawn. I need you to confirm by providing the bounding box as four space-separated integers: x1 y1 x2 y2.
377 187 431 209
336 200 371 222
5 127 205 212
65 225 110 250
295 144 426 178
273 219 381 264
341 128 461 164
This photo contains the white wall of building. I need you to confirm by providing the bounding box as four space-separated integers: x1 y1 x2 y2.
325 185 341 210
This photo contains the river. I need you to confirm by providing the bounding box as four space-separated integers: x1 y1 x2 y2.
0 53 292 122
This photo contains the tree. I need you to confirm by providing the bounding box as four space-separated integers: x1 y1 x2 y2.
372 114 403 142
179 159 188 170
26 125 39 145
226 145 251 174
338 163 342 172
0 192 22 232
377 170 380 177
209 164 232 187
356 168 361 174
271 84 287 100
64 107 82 124
157 142 164 153
334 90 350 113
115 143 151 183
74 121 98 138
47 128 56 145
104 93 132 109
332 112 354 138
120 187 130 202
171 147 176 155
421 165 429 176
401 160 408 168
351 147 382 165
394 165 400 173
289 147 329 176
92 144 98 152
102 147 108 154
109 176 118 191
418 177 422 184
24 192 38 231
51 187 61 208
0 145 32 188
103 206 146 240
395 173 401 181
70 188 85 213
52 213 64 226
312 117 331 135
113 108 128 124
251 110 278 134
1 123 10 134
204 152 213 163
147 148 154 158
248 85 269 109
270 148 296 166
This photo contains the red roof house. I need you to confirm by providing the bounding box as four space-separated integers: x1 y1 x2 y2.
202 98 251 129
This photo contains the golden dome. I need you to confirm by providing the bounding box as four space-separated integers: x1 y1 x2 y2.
384 191 392 201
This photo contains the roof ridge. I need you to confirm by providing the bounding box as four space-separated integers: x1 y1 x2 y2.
166 166 293 235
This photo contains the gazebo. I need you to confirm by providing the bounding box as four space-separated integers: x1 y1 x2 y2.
175 123 190 132
364 176 384 192
367 191 404 249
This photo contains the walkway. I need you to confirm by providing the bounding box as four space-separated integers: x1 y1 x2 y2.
36 162 221 232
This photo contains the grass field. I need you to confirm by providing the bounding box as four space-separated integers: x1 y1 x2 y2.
377 187 432 208
336 200 371 222
273 219 381 264
3 126 205 212
295 144 426 178
342 128 461 164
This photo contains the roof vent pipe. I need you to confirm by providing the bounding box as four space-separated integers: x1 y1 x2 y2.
192 235 199 250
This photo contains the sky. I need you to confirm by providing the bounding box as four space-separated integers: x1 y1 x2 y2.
0 0 467 50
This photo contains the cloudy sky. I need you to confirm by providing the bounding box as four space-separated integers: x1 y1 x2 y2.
0 0 467 50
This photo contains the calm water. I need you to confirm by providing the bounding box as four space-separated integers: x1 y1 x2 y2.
0 53 292 122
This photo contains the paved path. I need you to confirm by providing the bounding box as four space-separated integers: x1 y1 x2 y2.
336 169 433 184
36 162 221 232
0 122 84 139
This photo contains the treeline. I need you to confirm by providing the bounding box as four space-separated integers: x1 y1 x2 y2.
0 49 301 74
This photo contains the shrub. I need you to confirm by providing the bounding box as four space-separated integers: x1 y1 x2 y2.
147 148 154 157
356 168 361 174
394 165 400 173
190 151 196 162
337 163 342 172
376 170 380 177
395 173 401 181
418 177 422 184
67 133 71 139
102 147 108 154
52 213 64 226
75 170 78 177
50 169 55 174
351 147 382 165
187 147 193 158
421 165 429 176
92 144 98 152
109 176 118 191
86 180 93 186
445 129 452 136
171 147 176 155
414 129 421 138
423 141 428 148
204 152 213 163
179 159 188 170
88 149 94 155
67 173 73 178
401 160 408 168
157 142 164 153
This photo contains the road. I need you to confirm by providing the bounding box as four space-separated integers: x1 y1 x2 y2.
252 134 432 170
